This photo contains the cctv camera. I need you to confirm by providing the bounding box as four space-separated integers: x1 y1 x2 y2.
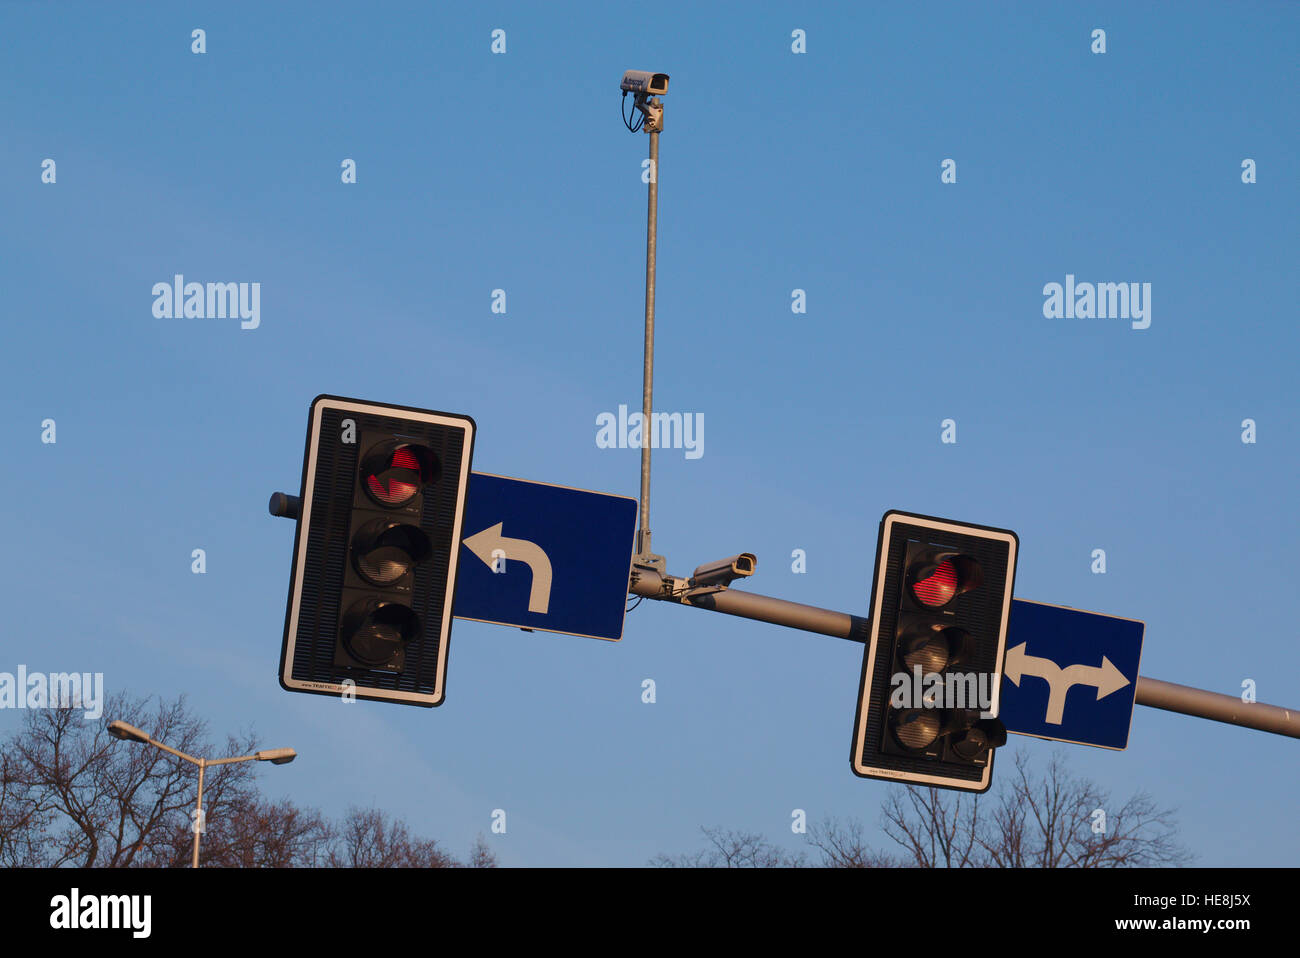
621 70 669 96
691 553 756 588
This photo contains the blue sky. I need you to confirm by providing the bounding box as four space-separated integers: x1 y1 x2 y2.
1 1 1296 865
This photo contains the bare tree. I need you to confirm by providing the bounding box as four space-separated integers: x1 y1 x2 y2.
873 750 1192 867
146 794 335 868
146 801 497 868
804 817 899 868
1 692 499 868
462 833 499 868
654 750 1192 868
650 825 807 867
0 750 51 867
881 783 984 867
326 806 459 868
976 750 1192 867
1 692 258 867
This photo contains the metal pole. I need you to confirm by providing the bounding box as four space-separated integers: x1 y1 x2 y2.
1135 675 1297 738
631 568 865 640
629 568 1300 740
637 128 660 561
192 759 205 869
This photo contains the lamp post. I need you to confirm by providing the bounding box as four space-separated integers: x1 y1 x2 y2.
107 720 296 868
620 68 670 573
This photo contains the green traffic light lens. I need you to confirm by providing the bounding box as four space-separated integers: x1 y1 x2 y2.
340 599 421 667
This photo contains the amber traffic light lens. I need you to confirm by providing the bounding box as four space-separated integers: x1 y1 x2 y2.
352 520 432 586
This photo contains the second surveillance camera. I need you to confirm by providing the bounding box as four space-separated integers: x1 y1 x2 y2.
621 70 669 96
691 553 756 588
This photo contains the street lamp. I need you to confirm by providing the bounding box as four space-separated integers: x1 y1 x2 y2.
106 720 296 867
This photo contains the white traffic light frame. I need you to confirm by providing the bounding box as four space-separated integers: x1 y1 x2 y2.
851 510 1018 792
278 395 475 706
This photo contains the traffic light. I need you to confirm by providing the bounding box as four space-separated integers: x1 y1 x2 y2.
851 510 1018 791
277 395 475 706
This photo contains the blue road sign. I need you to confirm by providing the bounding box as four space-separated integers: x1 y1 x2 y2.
452 472 638 641
998 599 1145 750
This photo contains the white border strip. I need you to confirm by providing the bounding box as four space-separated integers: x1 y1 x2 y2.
281 398 474 705
852 513 1018 791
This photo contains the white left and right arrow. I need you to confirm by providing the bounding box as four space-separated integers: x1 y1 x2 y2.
1003 642 1130 725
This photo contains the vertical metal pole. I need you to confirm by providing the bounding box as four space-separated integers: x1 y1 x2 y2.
192 759 205 868
637 128 659 560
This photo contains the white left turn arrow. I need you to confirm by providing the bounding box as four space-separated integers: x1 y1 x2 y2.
462 523 553 614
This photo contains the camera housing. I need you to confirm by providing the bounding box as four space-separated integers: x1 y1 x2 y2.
621 70 669 96
691 553 757 589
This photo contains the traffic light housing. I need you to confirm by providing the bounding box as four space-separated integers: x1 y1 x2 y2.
278 396 475 706
851 511 1018 791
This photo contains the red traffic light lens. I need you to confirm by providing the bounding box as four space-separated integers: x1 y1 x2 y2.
912 560 957 607
364 444 427 507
